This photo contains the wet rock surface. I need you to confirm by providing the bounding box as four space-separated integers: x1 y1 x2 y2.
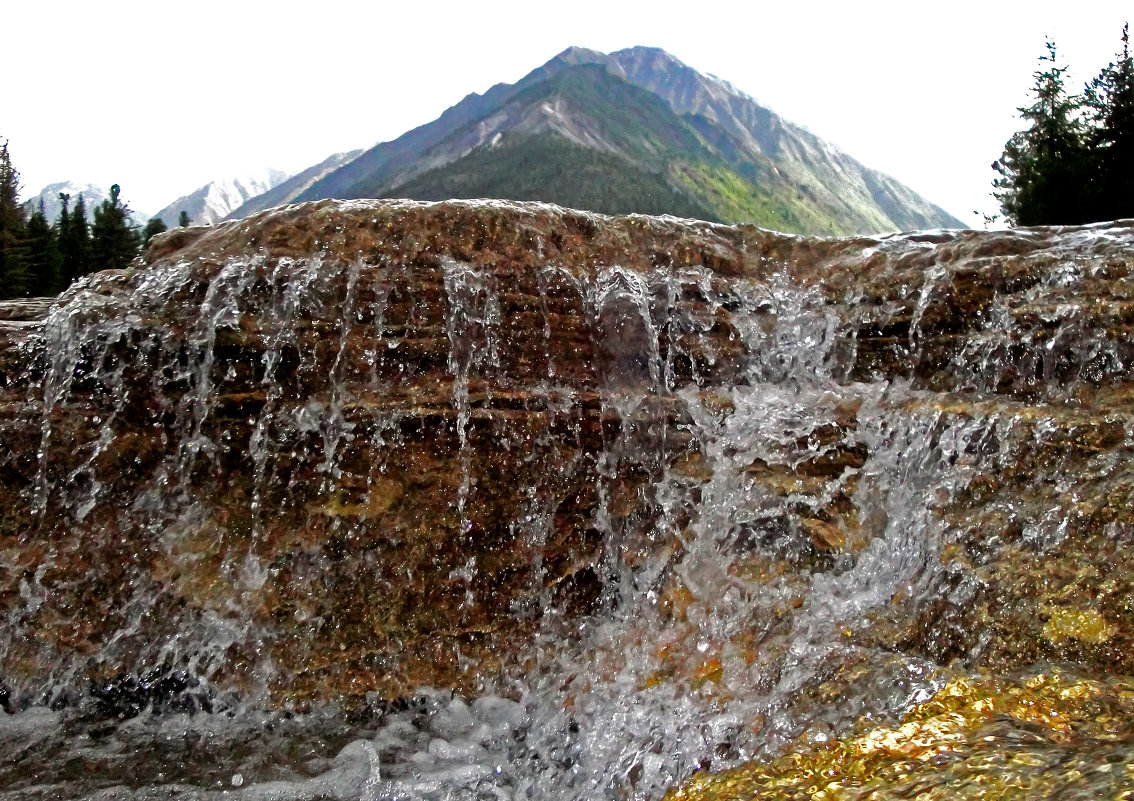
666 668 1134 800
0 200 1132 799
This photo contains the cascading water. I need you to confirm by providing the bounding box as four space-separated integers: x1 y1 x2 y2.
0 200 1131 800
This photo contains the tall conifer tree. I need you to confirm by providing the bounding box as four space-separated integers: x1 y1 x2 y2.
61 194 91 285
25 200 61 296
89 184 139 274
56 193 71 249
0 139 29 298
994 41 1091 225
1085 24 1134 220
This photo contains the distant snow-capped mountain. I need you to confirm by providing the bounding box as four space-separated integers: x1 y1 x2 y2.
154 169 291 226
22 181 151 228
224 151 363 221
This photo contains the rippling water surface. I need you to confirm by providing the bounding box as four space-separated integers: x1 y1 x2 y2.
3 208 1132 800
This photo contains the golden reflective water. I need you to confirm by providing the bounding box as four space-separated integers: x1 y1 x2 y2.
666 670 1134 800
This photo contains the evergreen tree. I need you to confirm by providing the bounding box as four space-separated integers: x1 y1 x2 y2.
1084 24 1134 220
25 200 61 296
993 40 1091 225
59 193 91 285
178 210 191 227
56 193 70 244
141 217 168 248
55 193 72 285
0 139 29 298
89 184 140 273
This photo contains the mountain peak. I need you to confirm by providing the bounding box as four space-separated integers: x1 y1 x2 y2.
551 45 613 66
610 45 680 63
283 46 962 234
542 46 627 81
225 151 363 221
155 170 291 226
22 181 151 226
610 47 739 108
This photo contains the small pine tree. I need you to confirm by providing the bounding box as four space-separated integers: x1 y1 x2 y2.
89 184 140 273
0 139 29 298
141 217 168 248
178 210 191 227
1084 23 1134 220
994 40 1091 225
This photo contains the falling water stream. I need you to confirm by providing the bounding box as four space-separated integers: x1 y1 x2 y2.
1 203 1132 800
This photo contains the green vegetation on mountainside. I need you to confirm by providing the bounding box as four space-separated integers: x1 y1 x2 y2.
376 65 829 230
512 65 710 165
383 132 718 221
672 161 841 235
362 60 955 235
286 48 965 235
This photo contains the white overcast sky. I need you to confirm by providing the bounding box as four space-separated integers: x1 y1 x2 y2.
5 1 1132 226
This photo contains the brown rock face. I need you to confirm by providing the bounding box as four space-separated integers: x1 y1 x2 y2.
1 200 775 706
1 199 1132 746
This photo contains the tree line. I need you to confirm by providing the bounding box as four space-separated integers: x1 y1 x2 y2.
994 24 1134 226
0 141 189 300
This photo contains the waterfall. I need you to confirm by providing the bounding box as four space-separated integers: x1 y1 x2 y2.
0 200 1131 800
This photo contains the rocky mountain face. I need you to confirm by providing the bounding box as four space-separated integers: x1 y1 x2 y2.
0 201 1130 799
153 169 290 226
277 47 963 235
21 181 151 227
609 46 960 232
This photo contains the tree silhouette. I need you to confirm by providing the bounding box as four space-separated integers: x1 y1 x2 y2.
141 217 168 248
60 193 91 285
25 200 60 296
1084 23 1134 220
0 140 29 298
89 184 140 273
993 40 1090 225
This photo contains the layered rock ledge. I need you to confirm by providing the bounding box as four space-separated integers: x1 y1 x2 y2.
0 199 1132 796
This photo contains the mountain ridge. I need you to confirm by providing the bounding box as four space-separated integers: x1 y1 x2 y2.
268 46 961 234
153 169 290 227
223 151 362 221
21 181 151 228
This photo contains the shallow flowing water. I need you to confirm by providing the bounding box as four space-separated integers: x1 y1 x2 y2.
2 204 1132 800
